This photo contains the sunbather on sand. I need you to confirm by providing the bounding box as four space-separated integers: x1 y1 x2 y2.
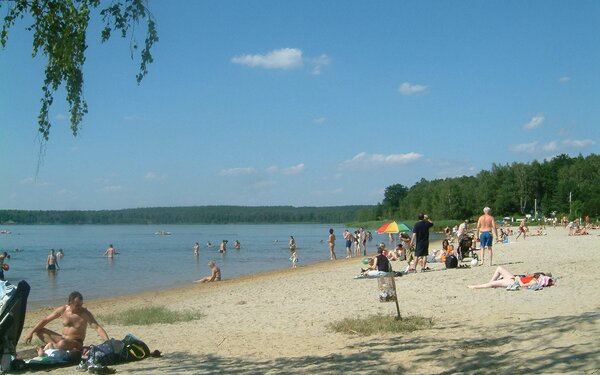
468 266 554 289
195 261 221 283
24 291 109 351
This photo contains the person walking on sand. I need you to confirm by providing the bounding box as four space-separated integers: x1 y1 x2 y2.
195 261 221 283
328 228 337 260
47 249 59 270
193 241 200 255
477 207 499 266
410 213 433 272
24 291 109 351
104 244 116 258
516 220 527 240
343 229 353 258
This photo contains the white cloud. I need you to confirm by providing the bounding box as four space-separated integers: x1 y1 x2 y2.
310 54 331 75
558 76 571 83
248 180 276 189
97 185 125 193
510 142 538 153
398 82 428 95
144 171 167 181
94 178 111 185
231 48 303 70
124 114 142 121
563 139 596 148
282 163 305 175
266 166 279 174
523 115 544 130
542 141 558 152
20 177 34 185
314 117 326 124
341 151 423 168
218 167 256 176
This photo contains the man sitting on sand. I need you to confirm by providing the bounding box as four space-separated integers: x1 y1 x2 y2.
24 291 109 352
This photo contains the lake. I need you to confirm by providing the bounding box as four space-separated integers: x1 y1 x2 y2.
0 224 370 309
0 224 443 309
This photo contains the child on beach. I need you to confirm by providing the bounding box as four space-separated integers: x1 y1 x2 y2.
290 248 298 269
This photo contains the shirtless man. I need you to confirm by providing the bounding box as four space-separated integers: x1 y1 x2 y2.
343 229 352 258
103 244 116 258
24 291 109 351
46 249 59 270
476 207 499 266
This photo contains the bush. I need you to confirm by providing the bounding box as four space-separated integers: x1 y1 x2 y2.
328 313 433 336
99 306 203 326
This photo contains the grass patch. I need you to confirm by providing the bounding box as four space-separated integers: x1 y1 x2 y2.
329 313 434 336
99 306 203 326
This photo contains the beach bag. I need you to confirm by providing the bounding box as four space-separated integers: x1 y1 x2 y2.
120 334 151 361
445 255 458 269
87 338 125 366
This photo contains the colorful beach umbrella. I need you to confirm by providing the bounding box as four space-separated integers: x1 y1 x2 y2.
377 221 399 234
377 221 411 234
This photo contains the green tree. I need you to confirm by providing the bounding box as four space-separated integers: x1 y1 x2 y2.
1 0 158 141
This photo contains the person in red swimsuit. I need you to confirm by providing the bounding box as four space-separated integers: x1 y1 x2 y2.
467 266 551 289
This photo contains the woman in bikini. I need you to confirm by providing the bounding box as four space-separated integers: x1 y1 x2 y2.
468 266 553 289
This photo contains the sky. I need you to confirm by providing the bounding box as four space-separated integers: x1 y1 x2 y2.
1 1 599 210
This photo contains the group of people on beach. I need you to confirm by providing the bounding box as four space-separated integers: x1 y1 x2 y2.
328 227 374 261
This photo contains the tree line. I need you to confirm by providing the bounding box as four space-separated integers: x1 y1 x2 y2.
377 153 600 222
0 205 373 225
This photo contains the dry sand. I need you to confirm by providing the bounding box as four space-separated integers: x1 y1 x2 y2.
19 228 600 374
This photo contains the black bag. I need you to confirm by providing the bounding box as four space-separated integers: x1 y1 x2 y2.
445 255 458 269
120 334 151 361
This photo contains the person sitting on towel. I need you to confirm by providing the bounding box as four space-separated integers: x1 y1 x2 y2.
24 291 109 352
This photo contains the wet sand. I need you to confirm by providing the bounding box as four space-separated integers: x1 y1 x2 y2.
19 228 600 374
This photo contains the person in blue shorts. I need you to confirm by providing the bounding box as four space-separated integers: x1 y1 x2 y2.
476 207 499 266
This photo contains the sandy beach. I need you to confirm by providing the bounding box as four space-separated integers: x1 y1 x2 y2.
19 228 600 374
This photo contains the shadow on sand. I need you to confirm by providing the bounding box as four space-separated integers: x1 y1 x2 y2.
106 310 600 374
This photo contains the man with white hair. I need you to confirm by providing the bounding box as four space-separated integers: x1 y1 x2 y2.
476 207 499 266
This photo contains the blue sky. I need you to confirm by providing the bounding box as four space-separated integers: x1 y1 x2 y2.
1 1 599 210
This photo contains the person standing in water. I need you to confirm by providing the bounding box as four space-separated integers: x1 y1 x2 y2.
103 244 116 258
193 241 200 255
328 228 337 260
47 249 59 271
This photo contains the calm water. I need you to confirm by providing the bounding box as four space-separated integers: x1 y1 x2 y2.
0 224 390 309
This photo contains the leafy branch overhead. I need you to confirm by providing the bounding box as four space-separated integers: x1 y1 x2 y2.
0 0 158 141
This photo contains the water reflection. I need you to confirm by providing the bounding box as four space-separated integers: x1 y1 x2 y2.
47 268 57 289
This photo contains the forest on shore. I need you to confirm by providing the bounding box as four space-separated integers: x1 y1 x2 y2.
2 154 598 225
375 153 600 221
0 205 373 225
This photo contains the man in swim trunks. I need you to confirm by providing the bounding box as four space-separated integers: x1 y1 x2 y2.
46 249 59 270
476 207 499 266
24 291 109 351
